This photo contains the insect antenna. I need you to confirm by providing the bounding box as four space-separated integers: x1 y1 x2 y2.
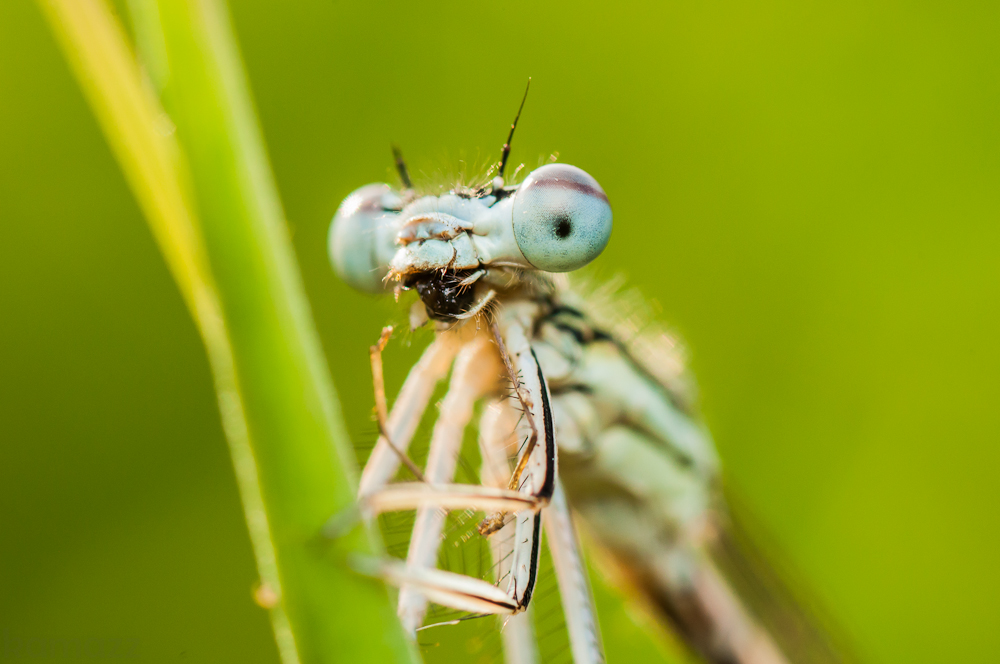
391 144 413 189
498 78 531 182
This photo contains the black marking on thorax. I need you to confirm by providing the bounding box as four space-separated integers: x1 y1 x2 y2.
537 298 694 416
536 304 614 346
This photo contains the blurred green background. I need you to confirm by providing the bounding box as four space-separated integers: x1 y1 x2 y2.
2 0 998 662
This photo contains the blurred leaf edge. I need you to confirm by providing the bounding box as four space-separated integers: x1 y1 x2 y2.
35 0 418 662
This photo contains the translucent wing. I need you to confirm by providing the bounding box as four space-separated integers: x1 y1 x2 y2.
559 277 858 664
710 495 860 664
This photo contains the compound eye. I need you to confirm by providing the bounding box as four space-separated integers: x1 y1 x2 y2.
511 164 612 272
329 183 401 293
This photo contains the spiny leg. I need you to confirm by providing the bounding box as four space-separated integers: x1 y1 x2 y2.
363 313 559 524
360 312 556 626
478 314 557 537
372 560 519 615
479 399 522 490
354 359 525 622
487 311 555 610
358 400 542 627
397 333 502 632
543 479 605 664
481 400 540 664
365 483 546 516
324 329 456 539
350 327 528 623
369 326 425 481
358 328 463 498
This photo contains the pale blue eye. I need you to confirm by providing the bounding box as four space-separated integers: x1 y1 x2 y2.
511 164 612 272
329 183 401 293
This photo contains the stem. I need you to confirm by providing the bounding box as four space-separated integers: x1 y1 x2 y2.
37 1 417 661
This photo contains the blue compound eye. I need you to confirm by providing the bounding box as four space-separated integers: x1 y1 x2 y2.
328 183 401 293
511 164 612 272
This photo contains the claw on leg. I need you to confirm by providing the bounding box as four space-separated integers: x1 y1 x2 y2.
358 330 461 497
398 334 504 631
354 309 556 644
478 317 556 540
358 557 519 616
368 325 426 482
362 483 545 517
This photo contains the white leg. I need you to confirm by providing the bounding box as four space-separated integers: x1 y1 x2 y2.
364 483 545 515
501 612 538 664
481 400 540 664
361 314 554 627
353 492 544 623
375 559 518 615
479 402 520 586
398 333 502 632
479 399 522 490
543 479 605 664
358 330 462 498
491 317 556 502
485 314 556 613
497 521 540 664
476 314 558 540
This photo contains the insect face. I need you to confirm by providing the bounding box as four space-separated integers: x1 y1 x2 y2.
329 165 613 320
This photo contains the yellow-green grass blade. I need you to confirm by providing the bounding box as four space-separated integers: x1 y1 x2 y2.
37 1 417 661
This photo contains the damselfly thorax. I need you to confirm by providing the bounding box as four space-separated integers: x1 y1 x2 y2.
328 90 842 664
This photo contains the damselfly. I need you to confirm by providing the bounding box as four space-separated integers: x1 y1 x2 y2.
329 86 847 664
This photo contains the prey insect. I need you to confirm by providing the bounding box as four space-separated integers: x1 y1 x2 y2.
329 88 845 664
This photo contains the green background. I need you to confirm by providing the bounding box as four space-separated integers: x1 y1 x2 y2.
1 0 997 662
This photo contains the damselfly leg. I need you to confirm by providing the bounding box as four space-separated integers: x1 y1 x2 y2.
354 306 604 663
397 333 502 631
358 330 462 497
480 399 541 664
358 317 553 613
330 92 847 660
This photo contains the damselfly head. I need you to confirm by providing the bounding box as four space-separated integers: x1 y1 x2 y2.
328 163 612 320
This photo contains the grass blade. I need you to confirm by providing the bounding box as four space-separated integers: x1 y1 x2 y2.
37 1 417 661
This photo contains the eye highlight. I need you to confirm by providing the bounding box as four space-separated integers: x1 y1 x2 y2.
511 164 612 272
